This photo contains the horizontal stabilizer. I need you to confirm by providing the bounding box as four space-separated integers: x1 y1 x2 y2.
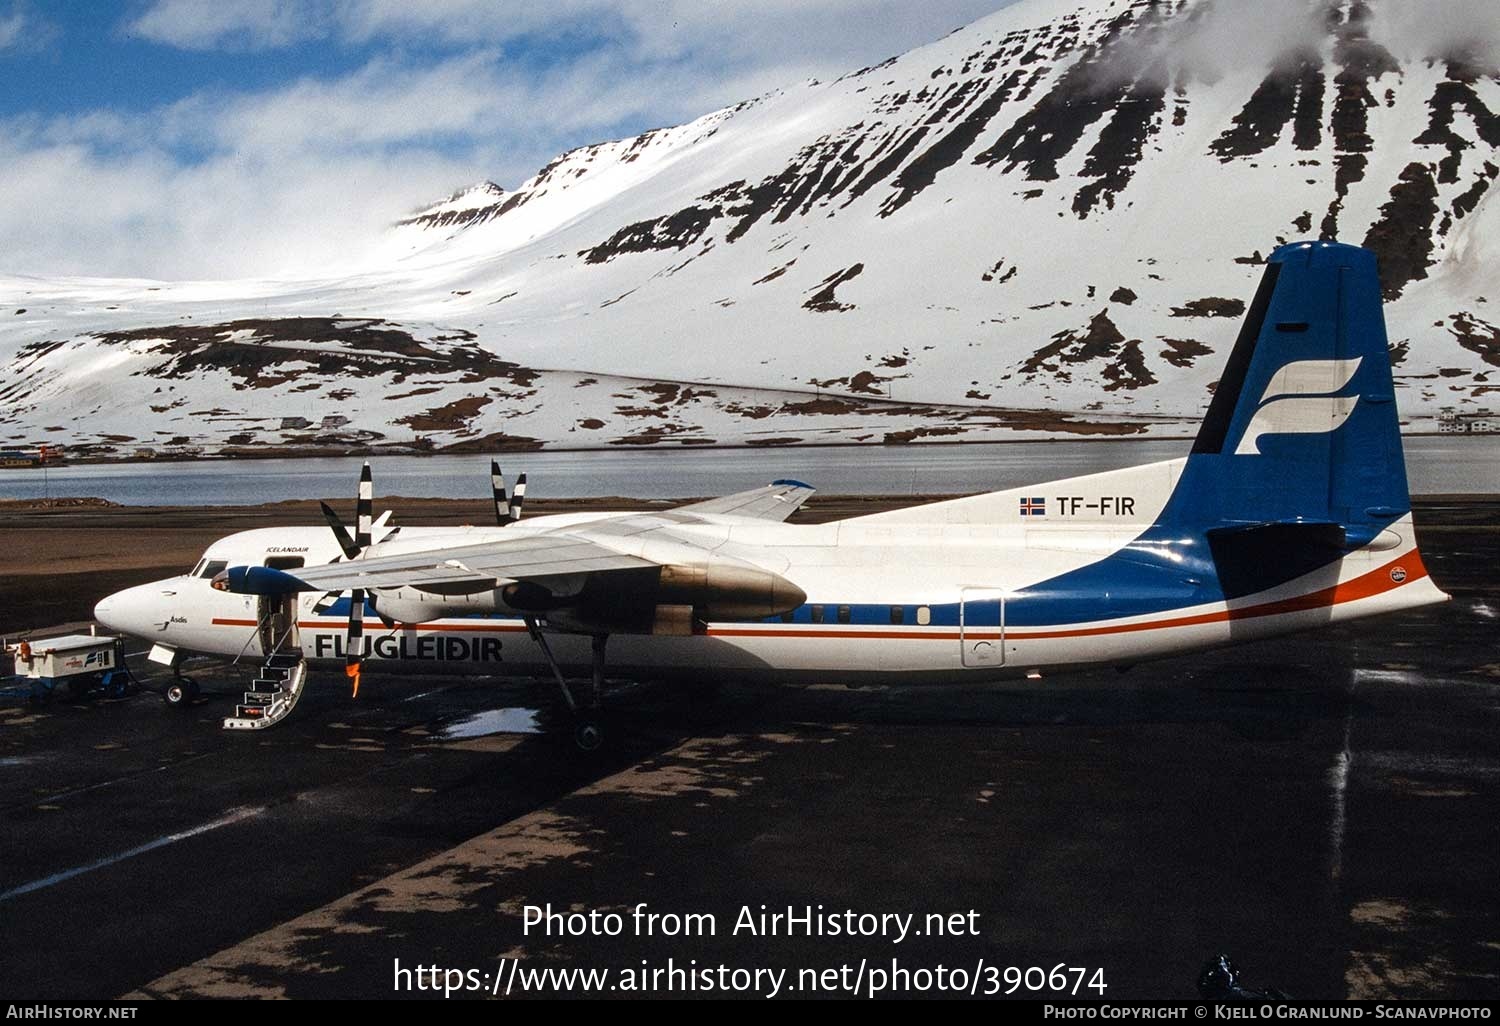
676 480 815 522
1206 521 1347 599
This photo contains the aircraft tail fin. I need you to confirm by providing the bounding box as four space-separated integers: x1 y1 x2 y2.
1162 240 1410 540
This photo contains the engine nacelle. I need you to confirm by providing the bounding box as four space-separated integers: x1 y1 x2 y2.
655 562 805 620
372 586 506 625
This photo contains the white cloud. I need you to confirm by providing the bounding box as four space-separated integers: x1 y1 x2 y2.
0 44 819 279
332 0 1001 66
129 0 1007 78
1095 0 1500 87
0 127 482 281
0 3 58 52
1367 0 1500 70
0 9 23 50
127 0 329 50
8 1 1011 280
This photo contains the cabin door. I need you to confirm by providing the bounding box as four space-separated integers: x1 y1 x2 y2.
257 594 302 658
256 556 305 658
960 589 1005 667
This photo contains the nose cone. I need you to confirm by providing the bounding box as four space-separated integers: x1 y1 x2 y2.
93 592 120 630
93 581 174 639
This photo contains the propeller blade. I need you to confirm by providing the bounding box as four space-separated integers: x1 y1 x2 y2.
355 461 373 550
490 460 510 525
318 498 358 558
345 463 374 698
346 588 365 698
319 502 359 560
312 590 342 613
509 472 527 523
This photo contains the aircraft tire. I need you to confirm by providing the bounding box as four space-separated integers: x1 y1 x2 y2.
573 716 605 752
163 679 196 707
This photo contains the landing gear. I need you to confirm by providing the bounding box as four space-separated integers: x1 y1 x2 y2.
590 633 607 710
163 677 200 708
524 617 610 751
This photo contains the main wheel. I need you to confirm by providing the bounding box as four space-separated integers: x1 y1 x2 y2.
573 716 605 752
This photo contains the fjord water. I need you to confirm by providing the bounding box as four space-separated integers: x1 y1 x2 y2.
0 437 1496 506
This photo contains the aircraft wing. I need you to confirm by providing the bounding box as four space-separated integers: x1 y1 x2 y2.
222 532 657 595
218 479 815 597
673 479 814 522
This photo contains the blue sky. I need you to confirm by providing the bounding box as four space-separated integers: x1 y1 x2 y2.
0 0 1010 279
0 3 657 148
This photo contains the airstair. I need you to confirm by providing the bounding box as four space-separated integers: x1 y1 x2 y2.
222 652 306 730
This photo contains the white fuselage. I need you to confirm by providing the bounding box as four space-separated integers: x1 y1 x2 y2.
93 460 1448 687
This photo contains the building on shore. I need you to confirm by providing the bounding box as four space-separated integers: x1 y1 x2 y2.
1437 409 1498 434
0 444 64 467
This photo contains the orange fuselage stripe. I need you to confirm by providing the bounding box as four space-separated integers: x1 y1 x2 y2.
209 551 1426 644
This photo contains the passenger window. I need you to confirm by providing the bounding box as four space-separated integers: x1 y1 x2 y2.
199 559 228 579
889 605 904 625
811 605 825 624
265 556 305 570
837 605 851 624
916 606 931 626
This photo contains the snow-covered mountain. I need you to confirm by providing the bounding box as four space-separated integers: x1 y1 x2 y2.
4 0 1498 459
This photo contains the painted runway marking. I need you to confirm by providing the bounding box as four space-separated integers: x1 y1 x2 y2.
399 686 453 704
0 805 264 902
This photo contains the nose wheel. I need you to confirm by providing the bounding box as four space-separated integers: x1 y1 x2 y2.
163 676 200 708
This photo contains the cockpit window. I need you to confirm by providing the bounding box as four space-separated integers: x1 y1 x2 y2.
198 559 228 579
190 558 207 577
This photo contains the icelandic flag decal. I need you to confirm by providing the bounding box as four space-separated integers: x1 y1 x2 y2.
1019 496 1046 517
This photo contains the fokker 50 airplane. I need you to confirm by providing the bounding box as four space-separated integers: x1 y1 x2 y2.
93 242 1448 747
